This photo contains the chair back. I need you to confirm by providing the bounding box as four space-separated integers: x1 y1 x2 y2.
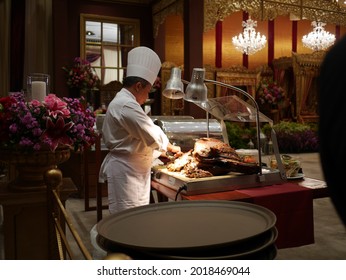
100 80 123 107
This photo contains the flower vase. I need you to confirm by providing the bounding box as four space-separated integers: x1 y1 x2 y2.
0 147 70 192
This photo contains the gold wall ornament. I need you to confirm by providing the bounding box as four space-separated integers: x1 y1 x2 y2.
215 65 262 98
204 0 346 32
204 0 260 32
152 0 184 38
333 0 346 8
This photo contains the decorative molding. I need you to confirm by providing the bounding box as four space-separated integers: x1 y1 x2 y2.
257 64 274 77
218 64 258 73
215 66 262 97
272 52 325 81
152 0 183 38
272 56 293 70
204 0 346 32
162 61 177 68
292 51 326 68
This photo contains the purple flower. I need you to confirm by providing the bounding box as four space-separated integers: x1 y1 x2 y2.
62 57 100 91
9 123 18 133
19 137 34 147
0 92 96 152
256 79 285 107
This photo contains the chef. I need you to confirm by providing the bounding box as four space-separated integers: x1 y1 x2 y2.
99 46 181 214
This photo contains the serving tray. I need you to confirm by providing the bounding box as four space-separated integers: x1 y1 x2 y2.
151 166 285 195
97 200 276 253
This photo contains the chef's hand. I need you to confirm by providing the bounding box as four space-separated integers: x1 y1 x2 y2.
160 143 182 159
166 143 183 159
167 142 181 154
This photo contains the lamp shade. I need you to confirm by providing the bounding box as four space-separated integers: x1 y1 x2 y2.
162 67 184 99
185 68 207 103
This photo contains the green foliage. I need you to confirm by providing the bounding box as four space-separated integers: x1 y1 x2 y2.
226 120 319 153
225 121 256 149
262 121 319 153
267 121 311 133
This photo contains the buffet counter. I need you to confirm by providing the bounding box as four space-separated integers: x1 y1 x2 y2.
151 178 327 249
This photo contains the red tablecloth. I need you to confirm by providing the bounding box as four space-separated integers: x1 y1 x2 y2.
237 183 314 249
168 182 315 249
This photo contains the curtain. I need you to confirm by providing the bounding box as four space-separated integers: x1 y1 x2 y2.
10 0 26 92
23 0 52 92
0 0 10 96
299 73 314 115
87 53 101 63
90 23 123 85
274 68 286 87
102 46 123 84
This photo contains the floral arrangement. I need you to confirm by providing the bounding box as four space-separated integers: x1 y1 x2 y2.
0 92 96 152
62 57 100 94
256 79 285 107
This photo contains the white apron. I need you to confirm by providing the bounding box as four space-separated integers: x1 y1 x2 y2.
100 152 152 214
99 89 169 214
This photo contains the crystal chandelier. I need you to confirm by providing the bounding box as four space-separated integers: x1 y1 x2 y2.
232 18 267 55
334 0 346 8
302 21 336 51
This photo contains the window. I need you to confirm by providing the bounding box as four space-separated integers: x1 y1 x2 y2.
80 14 140 85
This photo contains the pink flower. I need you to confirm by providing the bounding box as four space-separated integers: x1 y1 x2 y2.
256 79 285 106
41 116 74 151
0 92 96 152
62 57 100 92
44 94 70 119
31 100 41 107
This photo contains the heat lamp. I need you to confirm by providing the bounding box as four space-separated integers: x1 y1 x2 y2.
163 67 287 181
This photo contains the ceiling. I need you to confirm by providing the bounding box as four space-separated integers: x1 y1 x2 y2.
92 0 155 5
85 0 157 42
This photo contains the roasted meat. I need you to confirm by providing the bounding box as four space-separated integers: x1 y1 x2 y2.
167 138 260 178
192 138 240 161
166 150 193 172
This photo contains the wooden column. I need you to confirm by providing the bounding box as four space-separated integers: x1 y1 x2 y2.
183 0 205 118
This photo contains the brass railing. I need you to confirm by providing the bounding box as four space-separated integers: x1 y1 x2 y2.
45 169 93 260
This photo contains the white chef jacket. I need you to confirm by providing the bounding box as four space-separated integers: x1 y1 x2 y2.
99 88 169 213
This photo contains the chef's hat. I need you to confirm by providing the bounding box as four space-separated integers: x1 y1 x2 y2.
126 46 161 85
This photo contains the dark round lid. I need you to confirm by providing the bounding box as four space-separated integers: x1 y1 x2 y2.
141 227 278 260
97 200 276 252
